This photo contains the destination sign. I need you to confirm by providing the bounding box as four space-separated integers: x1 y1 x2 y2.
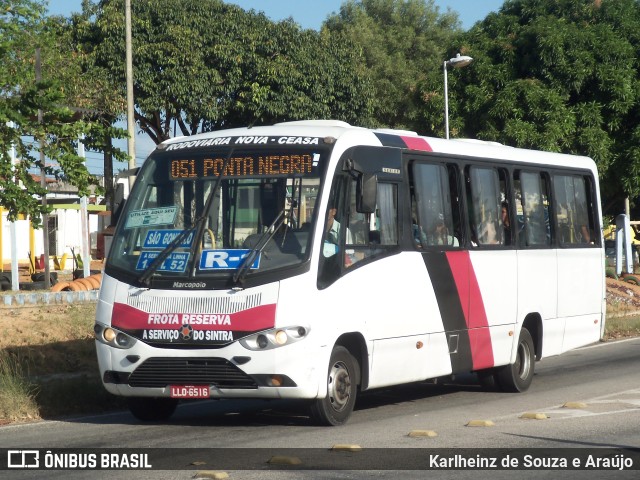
136 252 190 273
169 152 320 179
199 249 260 270
164 135 321 151
143 229 194 249
125 207 177 229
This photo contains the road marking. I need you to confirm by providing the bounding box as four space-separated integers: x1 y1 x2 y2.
408 430 438 437
577 337 640 350
194 472 229 480
331 444 362 452
509 388 640 421
520 412 548 420
466 419 495 427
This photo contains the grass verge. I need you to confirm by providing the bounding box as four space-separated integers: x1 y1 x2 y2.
0 350 40 424
0 303 124 423
604 315 640 340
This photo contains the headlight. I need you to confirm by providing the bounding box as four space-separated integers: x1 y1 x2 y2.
239 326 310 351
94 323 137 349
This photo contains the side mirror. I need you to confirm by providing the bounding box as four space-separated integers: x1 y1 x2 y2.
356 173 377 214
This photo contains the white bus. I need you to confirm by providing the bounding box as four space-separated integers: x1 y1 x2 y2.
95 120 605 425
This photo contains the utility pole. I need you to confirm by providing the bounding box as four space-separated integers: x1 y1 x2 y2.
35 48 51 290
78 138 91 279
8 122 19 291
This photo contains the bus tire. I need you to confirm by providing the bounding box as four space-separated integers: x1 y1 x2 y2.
127 397 178 422
476 368 500 391
85 277 100 289
310 346 358 426
67 281 86 291
77 278 95 290
50 281 70 292
19 281 46 291
496 327 535 393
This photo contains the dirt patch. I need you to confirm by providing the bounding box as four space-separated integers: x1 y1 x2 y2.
606 277 640 315
0 304 97 376
0 303 114 423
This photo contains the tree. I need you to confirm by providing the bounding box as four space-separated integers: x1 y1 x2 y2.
57 1 130 212
424 0 640 213
323 0 460 131
0 0 127 226
85 0 374 145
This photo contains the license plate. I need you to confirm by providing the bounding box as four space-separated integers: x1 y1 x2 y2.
170 385 209 398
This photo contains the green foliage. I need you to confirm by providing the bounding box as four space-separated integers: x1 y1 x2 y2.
323 0 460 131
420 0 640 213
87 0 373 144
0 0 127 227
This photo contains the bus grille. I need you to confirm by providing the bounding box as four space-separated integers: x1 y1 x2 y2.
127 357 257 389
127 293 262 314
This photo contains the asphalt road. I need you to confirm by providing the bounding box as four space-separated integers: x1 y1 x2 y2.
2 337 639 479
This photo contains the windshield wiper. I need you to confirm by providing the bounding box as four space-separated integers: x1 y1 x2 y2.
137 220 203 286
137 152 232 287
232 208 288 287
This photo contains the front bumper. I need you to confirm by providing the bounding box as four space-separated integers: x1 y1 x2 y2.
95 338 324 400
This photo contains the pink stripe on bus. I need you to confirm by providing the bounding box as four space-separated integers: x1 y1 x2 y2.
400 136 433 151
445 251 495 370
111 302 276 332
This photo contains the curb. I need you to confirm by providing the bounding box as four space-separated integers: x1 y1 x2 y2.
2 290 99 306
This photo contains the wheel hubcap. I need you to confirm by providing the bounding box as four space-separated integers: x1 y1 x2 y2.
516 341 531 380
328 360 351 412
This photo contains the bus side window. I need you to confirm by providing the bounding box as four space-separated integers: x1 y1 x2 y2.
515 171 551 247
411 163 459 248
345 181 398 267
552 174 596 246
467 166 504 246
318 176 350 287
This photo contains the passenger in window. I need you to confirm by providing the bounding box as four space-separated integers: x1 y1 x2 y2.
323 204 352 257
501 202 512 245
478 213 499 245
413 219 428 248
429 215 459 247
323 206 341 256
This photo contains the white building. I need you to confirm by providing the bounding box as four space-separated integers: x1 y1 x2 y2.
0 180 110 271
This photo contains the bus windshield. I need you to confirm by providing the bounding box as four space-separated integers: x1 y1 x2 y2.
107 143 327 287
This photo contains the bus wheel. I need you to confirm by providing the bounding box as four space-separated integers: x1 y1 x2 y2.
496 327 535 393
127 397 178 422
310 346 358 426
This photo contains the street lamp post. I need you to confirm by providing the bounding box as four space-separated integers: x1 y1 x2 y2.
444 53 473 139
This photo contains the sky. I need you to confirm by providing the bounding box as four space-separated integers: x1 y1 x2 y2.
44 0 505 171
48 0 505 30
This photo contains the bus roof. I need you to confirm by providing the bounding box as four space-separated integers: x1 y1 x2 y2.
158 120 597 173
